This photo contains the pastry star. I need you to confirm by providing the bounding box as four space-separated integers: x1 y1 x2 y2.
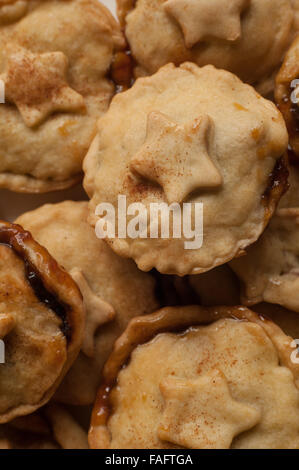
0 48 85 127
164 0 250 48
130 111 222 204
71 269 115 358
158 369 260 449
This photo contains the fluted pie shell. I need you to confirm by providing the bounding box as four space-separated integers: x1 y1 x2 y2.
0 220 84 422
16 201 159 405
84 63 288 276
118 0 299 94
89 305 299 449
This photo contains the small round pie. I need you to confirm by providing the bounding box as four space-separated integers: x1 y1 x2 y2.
0 0 125 192
89 305 299 449
118 0 298 94
16 201 159 405
0 220 84 423
230 207 299 312
275 34 299 161
84 63 288 276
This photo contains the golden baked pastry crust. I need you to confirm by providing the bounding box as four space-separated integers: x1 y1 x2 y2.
118 0 297 94
230 160 299 311
89 305 299 449
0 0 125 192
16 201 159 405
84 63 288 276
0 404 88 449
254 302 299 340
0 220 84 422
231 207 299 311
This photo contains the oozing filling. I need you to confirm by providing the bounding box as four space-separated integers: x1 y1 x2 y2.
24 260 70 341
0 240 70 341
261 156 289 206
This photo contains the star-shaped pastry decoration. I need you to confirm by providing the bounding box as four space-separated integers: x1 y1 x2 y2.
164 0 250 48
158 369 260 449
0 48 85 127
71 269 115 358
0 312 15 339
130 111 222 204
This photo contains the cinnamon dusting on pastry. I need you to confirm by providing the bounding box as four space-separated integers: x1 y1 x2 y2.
89 305 299 449
130 112 222 204
0 48 85 127
158 369 260 448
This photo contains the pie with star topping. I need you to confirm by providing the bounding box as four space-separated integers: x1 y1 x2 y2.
0 220 84 423
89 305 299 449
84 62 288 276
16 201 159 405
117 0 298 95
0 0 125 192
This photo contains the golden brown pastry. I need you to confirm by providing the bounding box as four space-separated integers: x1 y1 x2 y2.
89 305 299 449
0 220 84 423
118 0 298 94
0 404 88 449
16 201 159 405
230 206 299 312
253 303 299 340
84 63 288 276
0 0 125 192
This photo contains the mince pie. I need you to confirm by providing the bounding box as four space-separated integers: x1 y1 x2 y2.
118 0 298 94
16 201 159 405
89 305 299 449
84 63 288 276
0 220 84 423
0 0 125 192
